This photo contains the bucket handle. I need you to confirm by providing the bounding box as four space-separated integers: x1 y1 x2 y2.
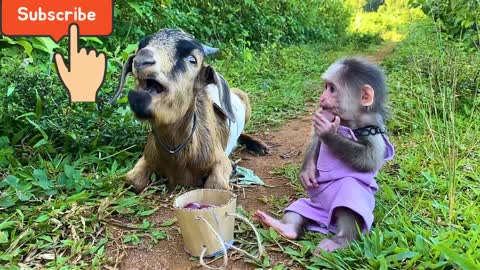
196 212 264 269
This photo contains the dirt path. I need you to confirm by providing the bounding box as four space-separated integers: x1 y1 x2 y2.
114 42 395 270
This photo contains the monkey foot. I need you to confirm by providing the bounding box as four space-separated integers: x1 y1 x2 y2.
253 210 299 240
313 236 350 254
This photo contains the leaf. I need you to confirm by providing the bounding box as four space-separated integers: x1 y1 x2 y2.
0 220 16 230
127 1 144 16
421 171 437 182
26 118 49 139
5 175 19 188
388 251 419 261
284 247 301 257
262 255 270 267
34 169 52 190
0 136 9 148
38 235 53 242
36 215 49 223
272 264 285 270
0 231 8 244
15 40 33 58
151 230 167 240
31 37 59 53
6 84 15 97
0 197 16 208
64 165 78 179
123 43 138 55
269 228 278 240
80 37 104 44
435 242 479 269
16 190 32 201
122 233 141 245
35 90 42 117
161 218 177 227
33 138 48 148
89 238 107 254
140 220 151 229
139 209 156 216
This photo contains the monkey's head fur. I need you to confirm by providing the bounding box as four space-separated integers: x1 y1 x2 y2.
111 29 220 124
321 57 389 127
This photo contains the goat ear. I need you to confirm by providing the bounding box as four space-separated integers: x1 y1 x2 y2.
195 65 236 122
109 54 135 104
214 71 236 122
194 65 215 92
201 44 219 56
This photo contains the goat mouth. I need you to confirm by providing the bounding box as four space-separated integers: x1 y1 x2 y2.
140 79 167 94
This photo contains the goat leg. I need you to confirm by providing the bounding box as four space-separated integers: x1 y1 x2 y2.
126 156 153 193
204 156 231 189
238 134 270 155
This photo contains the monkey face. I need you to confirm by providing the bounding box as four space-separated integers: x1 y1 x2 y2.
126 29 216 124
321 64 362 122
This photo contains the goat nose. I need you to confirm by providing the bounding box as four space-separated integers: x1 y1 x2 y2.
134 49 156 70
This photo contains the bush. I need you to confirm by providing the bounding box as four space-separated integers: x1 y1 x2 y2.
110 0 352 50
414 0 480 48
0 58 147 166
347 0 425 42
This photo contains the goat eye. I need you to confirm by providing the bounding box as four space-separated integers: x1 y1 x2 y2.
187 55 197 64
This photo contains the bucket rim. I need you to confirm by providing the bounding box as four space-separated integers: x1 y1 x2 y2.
173 188 237 210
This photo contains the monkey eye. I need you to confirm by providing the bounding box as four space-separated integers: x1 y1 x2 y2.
187 55 197 65
326 82 335 93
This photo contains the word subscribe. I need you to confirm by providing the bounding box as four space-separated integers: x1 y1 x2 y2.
18 7 96 22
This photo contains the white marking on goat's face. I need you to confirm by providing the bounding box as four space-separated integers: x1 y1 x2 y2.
129 29 207 125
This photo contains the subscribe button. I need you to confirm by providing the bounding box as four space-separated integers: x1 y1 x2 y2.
1 0 113 42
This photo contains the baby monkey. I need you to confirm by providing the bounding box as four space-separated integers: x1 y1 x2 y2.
255 57 395 253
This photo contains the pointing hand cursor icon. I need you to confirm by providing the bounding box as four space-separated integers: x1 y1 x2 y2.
55 24 107 103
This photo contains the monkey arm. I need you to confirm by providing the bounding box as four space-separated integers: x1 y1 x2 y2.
301 132 321 171
321 133 384 172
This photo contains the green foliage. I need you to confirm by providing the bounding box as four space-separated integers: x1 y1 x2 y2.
348 0 425 42
111 0 352 49
414 0 480 48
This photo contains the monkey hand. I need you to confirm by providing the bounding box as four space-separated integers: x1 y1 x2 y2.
299 162 318 189
313 112 341 138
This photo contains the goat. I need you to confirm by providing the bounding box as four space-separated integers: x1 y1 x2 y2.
110 29 269 192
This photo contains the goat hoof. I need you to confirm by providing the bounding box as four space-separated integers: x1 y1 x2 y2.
248 141 270 156
125 174 150 193
239 134 270 156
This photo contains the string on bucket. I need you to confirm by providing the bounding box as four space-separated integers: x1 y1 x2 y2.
196 212 264 269
196 216 229 270
225 212 264 259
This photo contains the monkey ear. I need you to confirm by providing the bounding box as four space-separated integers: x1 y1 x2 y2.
361 85 375 107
